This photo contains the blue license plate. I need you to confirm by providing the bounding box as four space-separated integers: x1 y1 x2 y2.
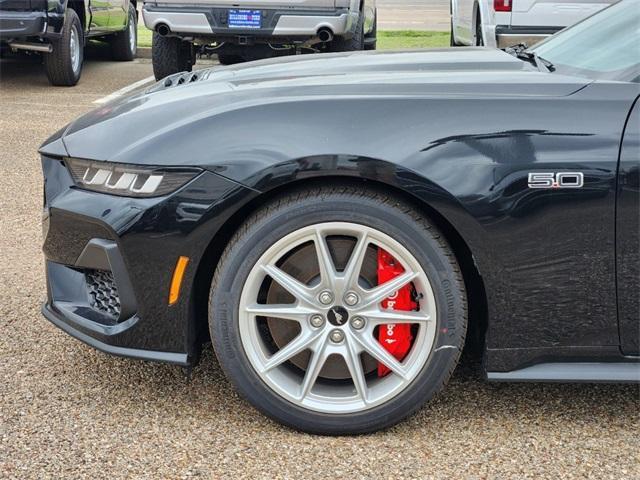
228 9 261 29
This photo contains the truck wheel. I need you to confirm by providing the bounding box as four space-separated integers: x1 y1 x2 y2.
364 10 377 50
330 12 365 52
44 9 83 86
152 33 194 80
209 185 467 434
217 54 245 65
110 3 137 61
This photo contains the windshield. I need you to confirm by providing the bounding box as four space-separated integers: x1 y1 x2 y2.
530 0 640 82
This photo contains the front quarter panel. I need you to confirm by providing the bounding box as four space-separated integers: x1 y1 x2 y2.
165 81 637 371
51 73 639 371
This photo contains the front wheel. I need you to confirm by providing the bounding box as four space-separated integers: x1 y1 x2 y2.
44 8 83 86
209 186 467 434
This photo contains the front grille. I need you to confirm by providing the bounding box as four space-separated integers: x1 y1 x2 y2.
85 270 121 318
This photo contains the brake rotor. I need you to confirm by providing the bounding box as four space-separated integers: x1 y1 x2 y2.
266 237 379 379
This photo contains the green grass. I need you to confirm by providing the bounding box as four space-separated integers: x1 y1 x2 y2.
377 30 449 49
137 26 449 50
138 25 152 48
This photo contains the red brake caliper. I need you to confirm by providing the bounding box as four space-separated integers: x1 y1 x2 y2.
377 248 417 377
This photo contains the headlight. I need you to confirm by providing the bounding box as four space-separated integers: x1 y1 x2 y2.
65 158 201 198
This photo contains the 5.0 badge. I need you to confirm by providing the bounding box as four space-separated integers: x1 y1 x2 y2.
528 172 584 189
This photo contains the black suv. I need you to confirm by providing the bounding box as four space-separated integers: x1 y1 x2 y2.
0 0 138 86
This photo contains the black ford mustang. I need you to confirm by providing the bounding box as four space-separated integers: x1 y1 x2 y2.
40 0 639 434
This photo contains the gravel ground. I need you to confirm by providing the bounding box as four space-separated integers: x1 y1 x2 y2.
1 50 639 480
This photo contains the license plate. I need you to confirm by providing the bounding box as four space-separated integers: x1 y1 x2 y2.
228 9 261 29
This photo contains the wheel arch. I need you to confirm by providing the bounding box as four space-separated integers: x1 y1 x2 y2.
67 0 87 32
191 174 488 356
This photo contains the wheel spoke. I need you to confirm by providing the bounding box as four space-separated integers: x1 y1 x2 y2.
314 228 337 291
240 222 438 414
361 271 418 308
352 332 410 380
361 308 430 325
262 264 315 305
342 233 369 290
262 331 321 372
298 341 329 400
245 304 316 323
344 340 368 404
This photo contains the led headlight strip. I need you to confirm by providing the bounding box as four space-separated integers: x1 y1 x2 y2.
66 158 201 198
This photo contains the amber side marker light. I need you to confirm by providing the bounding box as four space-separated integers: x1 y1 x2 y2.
169 256 190 305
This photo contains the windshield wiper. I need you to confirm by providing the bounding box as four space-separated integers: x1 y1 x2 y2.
505 43 555 73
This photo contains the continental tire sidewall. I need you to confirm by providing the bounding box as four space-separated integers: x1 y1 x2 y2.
210 191 466 434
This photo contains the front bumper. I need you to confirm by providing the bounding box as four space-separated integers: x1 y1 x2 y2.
495 25 564 49
142 4 354 40
41 155 254 365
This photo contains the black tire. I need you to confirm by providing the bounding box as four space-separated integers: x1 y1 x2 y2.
217 54 245 65
330 12 365 52
110 3 137 61
44 9 83 86
152 33 194 80
475 10 484 46
209 185 467 435
363 10 377 51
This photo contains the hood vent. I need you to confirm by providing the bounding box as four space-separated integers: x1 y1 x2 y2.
146 70 211 93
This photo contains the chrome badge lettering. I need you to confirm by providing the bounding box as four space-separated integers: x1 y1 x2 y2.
528 172 584 189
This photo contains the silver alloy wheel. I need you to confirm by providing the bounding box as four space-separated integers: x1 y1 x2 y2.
238 222 438 414
129 16 136 54
70 27 80 74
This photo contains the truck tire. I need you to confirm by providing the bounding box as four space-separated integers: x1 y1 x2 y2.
217 54 245 65
330 12 365 52
110 3 137 61
364 10 377 50
474 8 484 46
44 9 83 86
152 33 194 80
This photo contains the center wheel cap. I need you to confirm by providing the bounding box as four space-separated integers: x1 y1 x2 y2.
327 306 349 326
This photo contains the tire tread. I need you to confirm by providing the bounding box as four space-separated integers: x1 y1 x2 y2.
210 184 467 434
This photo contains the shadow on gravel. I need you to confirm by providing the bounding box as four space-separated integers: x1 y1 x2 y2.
73 340 639 435
0 41 132 84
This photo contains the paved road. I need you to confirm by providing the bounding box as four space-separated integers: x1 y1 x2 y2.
378 0 450 31
1 52 639 479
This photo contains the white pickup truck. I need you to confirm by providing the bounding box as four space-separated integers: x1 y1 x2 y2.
143 0 377 79
451 0 616 48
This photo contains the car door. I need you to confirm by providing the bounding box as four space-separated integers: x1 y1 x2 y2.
107 0 127 30
88 0 111 32
617 97 640 356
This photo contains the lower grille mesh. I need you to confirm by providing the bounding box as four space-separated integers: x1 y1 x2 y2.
85 270 121 318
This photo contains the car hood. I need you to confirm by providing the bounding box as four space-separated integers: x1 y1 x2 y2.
40 48 591 164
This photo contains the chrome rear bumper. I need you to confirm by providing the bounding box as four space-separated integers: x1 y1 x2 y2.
142 5 354 38
495 25 564 49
